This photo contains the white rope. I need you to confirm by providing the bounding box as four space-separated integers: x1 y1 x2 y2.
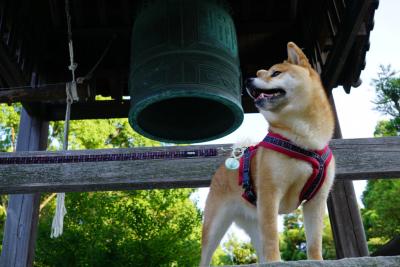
51 0 78 238
51 83 75 238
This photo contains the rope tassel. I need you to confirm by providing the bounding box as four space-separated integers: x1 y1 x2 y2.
51 193 67 238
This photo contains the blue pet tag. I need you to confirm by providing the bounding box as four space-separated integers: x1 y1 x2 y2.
225 157 240 170
224 146 246 170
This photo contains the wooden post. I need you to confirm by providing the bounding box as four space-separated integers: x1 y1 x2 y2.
0 109 48 267
327 96 369 258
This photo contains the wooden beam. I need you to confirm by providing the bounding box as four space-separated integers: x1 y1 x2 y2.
0 108 48 267
48 0 62 29
0 36 27 86
0 137 398 194
0 83 90 103
321 0 372 90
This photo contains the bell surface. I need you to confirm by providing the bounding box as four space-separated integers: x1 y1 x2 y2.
128 0 243 143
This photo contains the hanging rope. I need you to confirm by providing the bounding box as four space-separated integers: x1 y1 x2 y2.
51 0 78 238
51 83 77 238
65 0 77 83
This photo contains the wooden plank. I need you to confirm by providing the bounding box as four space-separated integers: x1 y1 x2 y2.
0 108 48 267
331 137 400 180
0 145 229 194
0 137 398 194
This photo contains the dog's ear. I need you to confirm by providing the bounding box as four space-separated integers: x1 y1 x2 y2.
287 42 311 68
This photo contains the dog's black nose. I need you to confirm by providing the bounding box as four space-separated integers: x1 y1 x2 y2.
245 78 256 90
245 77 254 85
245 77 258 99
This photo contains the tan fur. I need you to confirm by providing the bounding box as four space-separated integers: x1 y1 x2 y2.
200 42 335 266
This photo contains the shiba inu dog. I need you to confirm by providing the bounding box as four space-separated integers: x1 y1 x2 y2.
200 42 335 265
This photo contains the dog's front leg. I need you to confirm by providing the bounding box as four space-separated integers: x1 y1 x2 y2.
257 192 281 262
302 197 326 260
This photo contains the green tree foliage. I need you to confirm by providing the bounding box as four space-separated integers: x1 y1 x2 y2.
223 235 257 264
361 65 400 253
49 119 156 151
35 118 203 266
374 119 400 137
211 234 257 265
361 180 400 253
280 210 307 261
372 65 400 136
211 245 233 266
372 65 400 119
280 209 336 261
35 190 201 267
0 105 202 265
0 103 21 152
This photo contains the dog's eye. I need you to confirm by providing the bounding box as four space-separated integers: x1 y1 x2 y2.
271 71 281 77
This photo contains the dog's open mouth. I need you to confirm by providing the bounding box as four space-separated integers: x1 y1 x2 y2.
251 88 286 101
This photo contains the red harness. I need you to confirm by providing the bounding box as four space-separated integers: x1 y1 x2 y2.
238 132 333 206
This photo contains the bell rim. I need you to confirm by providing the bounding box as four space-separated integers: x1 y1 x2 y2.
128 90 244 144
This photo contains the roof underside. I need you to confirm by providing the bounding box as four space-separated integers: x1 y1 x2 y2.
0 0 378 120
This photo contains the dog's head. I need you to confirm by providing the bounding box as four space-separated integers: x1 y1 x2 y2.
246 42 322 115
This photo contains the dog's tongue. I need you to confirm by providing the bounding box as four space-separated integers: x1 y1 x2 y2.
256 93 273 100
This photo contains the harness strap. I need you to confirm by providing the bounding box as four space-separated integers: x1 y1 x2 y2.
239 146 257 205
238 133 332 206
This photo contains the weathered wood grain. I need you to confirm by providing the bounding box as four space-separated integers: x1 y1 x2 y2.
330 137 400 180
0 137 399 194
0 108 48 267
0 82 89 103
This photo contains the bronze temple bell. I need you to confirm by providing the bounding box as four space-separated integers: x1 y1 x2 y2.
128 0 243 143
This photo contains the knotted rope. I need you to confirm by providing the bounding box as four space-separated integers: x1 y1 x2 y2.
51 0 79 238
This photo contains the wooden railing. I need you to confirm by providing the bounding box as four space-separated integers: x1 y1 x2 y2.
0 137 399 194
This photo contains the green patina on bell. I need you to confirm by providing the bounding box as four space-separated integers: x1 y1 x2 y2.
128 0 243 143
